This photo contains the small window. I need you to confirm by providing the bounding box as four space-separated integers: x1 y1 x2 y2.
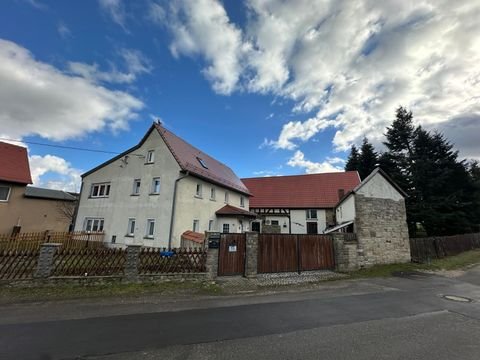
195 183 202 197
84 218 104 232
222 223 230 233
151 177 161 194
193 219 200 232
208 220 214 231
224 191 229 203
90 183 111 198
146 219 155 238
306 209 317 219
271 220 279 226
146 150 155 163
210 187 216 200
197 157 208 169
132 179 141 195
0 186 11 202
127 218 136 236
240 196 245 208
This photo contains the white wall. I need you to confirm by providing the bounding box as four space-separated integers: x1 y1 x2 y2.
336 195 355 223
263 216 290 233
357 172 404 201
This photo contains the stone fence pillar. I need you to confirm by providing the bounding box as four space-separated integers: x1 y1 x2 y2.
125 245 142 281
245 232 258 278
332 233 359 272
34 243 61 278
205 233 220 280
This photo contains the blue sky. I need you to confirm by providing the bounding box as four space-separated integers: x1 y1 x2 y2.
1 0 479 191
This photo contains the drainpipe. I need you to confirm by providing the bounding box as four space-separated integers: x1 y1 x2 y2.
168 171 189 249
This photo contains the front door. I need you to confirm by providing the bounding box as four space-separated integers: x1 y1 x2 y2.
306 222 318 234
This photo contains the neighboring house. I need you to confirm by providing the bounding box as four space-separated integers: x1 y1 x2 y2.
0 142 77 234
329 167 411 265
74 122 252 248
241 172 361 234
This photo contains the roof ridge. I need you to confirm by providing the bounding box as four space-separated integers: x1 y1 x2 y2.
242 170 358 180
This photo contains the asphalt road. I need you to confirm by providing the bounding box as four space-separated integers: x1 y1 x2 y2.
1 270 480 359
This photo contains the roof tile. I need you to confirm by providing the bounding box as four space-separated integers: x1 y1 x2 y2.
0 142 32 185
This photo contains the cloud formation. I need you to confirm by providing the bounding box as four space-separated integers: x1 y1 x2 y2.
287 150 343 174
99 0 127 30
29 155 82 192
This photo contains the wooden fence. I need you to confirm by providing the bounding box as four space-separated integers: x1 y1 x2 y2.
0 249 40 280
0 231 105 251
139 248 207 274
410 233 480 263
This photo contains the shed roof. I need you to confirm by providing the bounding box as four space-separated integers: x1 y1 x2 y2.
215 204 257 217
0 142 32 185
24 186 77 201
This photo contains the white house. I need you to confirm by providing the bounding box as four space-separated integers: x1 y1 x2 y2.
74 122 253 248
242 172 361 234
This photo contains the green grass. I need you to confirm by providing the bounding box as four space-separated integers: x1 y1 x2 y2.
349 249 480 279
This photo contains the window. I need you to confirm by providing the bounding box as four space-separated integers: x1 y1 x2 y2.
195 183 202 197
271 220 279 226
151 177 161 194
224 191 229 203
146 150 155 163
146 219 155 238
210 187 216 200
222 223 230 233
193 219 200 232
132 179 141 195
208 220 214 231
240 196 245 207
0 186 11 202
127 218 136 236
90 183 111 198
306 209 318 219
84 218 104 232
197 157 208 169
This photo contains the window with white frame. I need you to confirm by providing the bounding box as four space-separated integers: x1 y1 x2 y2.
151 177 161 194
224 191 229 203
193 219 200 232
306 209 318 219
84 218 104 232
240 196 245 207
208 220 214 231
222 223 230 233
146 150 155 163
127 218 136 236
0 186 11 202
195 183 202 197
132 179 141 195
146 219 155 238
210 187 216 200
90 183 111 198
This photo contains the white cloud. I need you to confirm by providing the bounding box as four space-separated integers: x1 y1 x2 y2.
287 150 343 174
0 39 143 141
29 155 82 192
99 0 127 30
57 21 71 39
68 48 152 84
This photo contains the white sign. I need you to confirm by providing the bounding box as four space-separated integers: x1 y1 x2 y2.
228 245 237 252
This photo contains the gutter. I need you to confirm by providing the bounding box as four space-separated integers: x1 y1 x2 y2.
168 171 189 249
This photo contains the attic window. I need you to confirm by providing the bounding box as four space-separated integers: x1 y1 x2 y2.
197 157 208 169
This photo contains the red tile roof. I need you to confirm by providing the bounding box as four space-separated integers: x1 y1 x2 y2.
155 123 250 195
215 204 257 217
242 172 361 209
181 231 205 244
0 142 32 185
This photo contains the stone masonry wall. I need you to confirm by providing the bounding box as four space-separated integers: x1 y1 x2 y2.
355 194 411 267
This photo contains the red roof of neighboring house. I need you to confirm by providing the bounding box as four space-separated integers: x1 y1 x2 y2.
155 124 250 195
181 231 205 244
0 142 32 185
242 172 361 209
215 204 257 217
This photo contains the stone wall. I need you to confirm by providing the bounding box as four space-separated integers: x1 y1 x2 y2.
354 194 411 267
332 233 359 272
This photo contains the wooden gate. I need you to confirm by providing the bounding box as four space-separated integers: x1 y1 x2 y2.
258 234 334 273
218 233 246 276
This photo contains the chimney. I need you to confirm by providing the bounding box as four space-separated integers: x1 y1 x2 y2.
338 188 345 200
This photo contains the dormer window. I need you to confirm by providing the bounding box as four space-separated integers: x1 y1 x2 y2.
197 157 208 169
146 150 155 164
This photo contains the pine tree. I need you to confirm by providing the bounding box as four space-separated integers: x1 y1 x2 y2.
358 138 378 179
345 145 360 172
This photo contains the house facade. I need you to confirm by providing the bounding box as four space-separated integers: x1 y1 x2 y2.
0 142 77 234
242 172 361 234
74 122 252 248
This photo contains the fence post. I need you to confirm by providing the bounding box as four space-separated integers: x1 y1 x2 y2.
245 232 258 278
125 245 141 281
34 243 61 278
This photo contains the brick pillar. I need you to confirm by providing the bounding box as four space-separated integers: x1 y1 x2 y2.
125 245 141 281
34 243 61 278
245 232 258 278
206 248 218 280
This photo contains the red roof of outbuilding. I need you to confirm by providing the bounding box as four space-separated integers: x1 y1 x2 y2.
242 172 361 209
0 142 32 185
181 231 205 244
215 204 257 217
